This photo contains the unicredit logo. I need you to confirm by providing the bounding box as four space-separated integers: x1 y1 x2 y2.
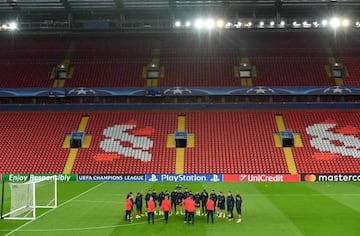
239 174 284 182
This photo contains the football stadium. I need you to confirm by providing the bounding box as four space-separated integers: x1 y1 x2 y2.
1 0 360 235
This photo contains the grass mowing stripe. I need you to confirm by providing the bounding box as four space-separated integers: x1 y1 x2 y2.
255 183 360 236
305 182 360 213
4 182 106 236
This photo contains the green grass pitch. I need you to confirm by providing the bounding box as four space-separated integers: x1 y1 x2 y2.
1 181 360 236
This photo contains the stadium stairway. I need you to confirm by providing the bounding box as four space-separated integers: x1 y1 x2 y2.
52 40 76 88
273 114 300 174
62 115 92 174
324 45 350 86
143 40 165 87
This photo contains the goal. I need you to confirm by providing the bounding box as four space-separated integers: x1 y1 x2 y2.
1 177 57 220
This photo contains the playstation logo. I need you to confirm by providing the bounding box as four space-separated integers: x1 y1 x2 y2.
148 174 159 182
210 174 220 182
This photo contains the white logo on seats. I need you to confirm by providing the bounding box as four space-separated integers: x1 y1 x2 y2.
306 123 360 158
99 125 153 161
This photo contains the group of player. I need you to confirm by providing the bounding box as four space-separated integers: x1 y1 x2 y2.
125 187 243 224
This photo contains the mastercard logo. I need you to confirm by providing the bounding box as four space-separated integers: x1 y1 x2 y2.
304 174 317 182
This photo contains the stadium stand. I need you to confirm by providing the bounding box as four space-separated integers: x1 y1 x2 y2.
65 39 151 87
1 110 360 174
0 111 79 173
1 34 349 88
0 39 67 88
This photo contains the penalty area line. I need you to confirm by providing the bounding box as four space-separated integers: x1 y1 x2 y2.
4 182 106 236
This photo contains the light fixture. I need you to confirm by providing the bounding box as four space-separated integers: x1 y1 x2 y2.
322 19 328 27
194 18 204 29
205 18 215 29
246 21 252 27
259 21 264 27
270 21 275 27
174 21 181 27
302 21 311 28
216 19 225 29
225 22 232 28
342 18 350 27
185 21 191 27
235 21 242 28
330 17 340 29
8 21 17 30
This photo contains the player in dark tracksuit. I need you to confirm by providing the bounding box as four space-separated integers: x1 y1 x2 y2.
183 188 190 200
158 191 165 215
183 188 191 222
176 189 184 215
164 190 170 199
135 192 143 218
152 190 158 214
236 193 243 223
145 190 152 208
170 189 178 213
217 192 226 218
209 190 217 214
194 192 201 216
227 192 235 221
201 189 209 215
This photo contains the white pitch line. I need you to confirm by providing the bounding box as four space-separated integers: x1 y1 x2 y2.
4 182 106 236
0 217 165 232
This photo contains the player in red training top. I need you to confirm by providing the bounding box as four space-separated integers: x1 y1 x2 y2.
161 195 172 223
125 192 133 223
206 198 215 224
147 196 156 224
185 196 196 224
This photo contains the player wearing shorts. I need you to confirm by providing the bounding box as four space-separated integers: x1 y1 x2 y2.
217 192 226 218
236 193 243 223
227 191 235 221
135 192 143 218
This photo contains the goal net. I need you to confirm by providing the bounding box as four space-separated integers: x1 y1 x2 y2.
1 177 57 220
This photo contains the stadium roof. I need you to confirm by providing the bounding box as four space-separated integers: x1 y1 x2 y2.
1 0 360 31
1 0 359 14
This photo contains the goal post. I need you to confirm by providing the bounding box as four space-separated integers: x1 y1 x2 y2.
1 177 57 220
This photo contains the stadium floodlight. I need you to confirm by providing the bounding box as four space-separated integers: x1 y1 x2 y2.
225 22 232 28
245 21 252 27
194 18 204 29
185 21 191 27
258 21 265 27
322 19 328 27
342 18 350 28
216 19 225 29
302 21 311 28
205 18 215 30
235 21 242 28
292 21 301 28
280 20 285 27
330 17 340 29
1 24 7 30
174 21 181 28
8 21 17 31
270 21 275 27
